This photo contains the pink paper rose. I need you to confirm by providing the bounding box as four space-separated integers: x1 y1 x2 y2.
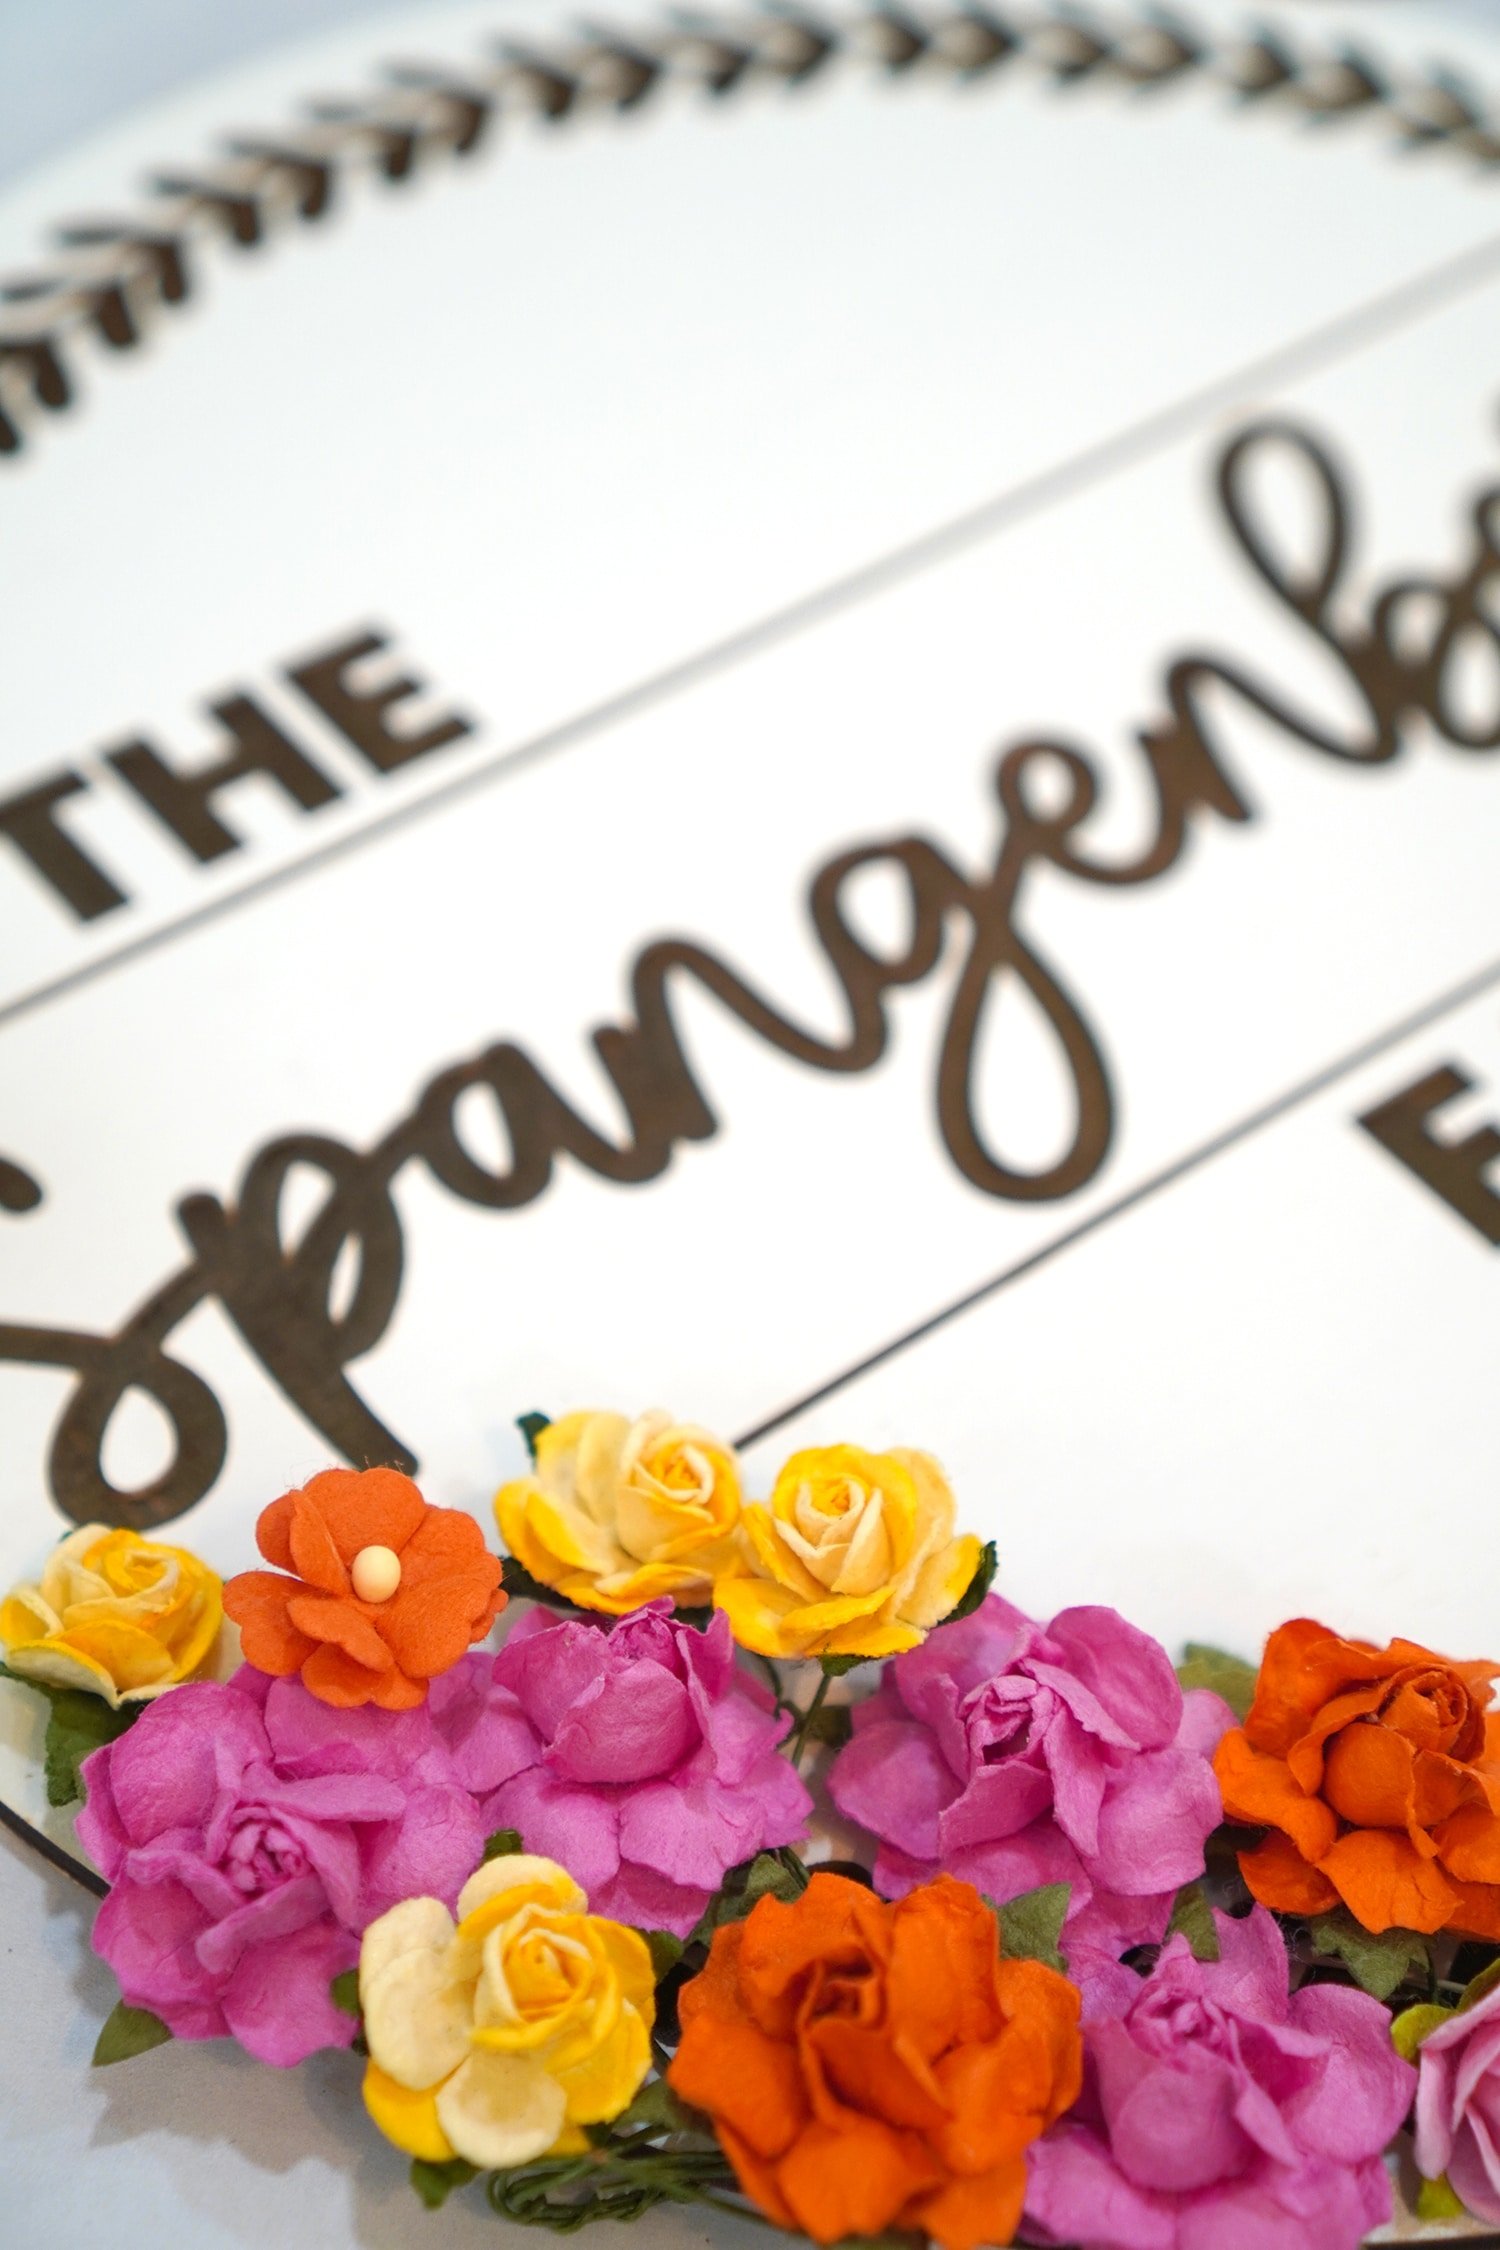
828 1594 1231 1969
429 1602 812 1935
76 1667 485 2066
1023 1908 1414 2250
1414 1979 1500 2223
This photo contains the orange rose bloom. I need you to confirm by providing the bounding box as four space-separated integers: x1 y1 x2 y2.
223 1467 505 1710
1214 1617 1500 1938
668 1871 1081 2250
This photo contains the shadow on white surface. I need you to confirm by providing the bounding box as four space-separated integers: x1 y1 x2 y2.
0 1821 768 2250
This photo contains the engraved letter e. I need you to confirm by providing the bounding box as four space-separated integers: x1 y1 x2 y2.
1358 1064 1500 1246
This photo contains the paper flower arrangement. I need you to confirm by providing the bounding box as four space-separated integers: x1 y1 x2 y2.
4 1403 1499 2250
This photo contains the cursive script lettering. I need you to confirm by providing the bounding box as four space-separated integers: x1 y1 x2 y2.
5 418 1500 1527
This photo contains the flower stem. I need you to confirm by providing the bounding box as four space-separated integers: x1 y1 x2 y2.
754 1654 788 1715
789 1671 832 1766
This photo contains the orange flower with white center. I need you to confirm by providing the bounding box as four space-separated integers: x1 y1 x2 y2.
223 1466 504 1710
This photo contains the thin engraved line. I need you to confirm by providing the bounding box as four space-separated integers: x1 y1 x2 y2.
733 945 1500 1450
7 223 1500 1036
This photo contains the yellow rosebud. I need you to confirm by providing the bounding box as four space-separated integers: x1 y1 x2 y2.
496 1410 741 1616
712 1444 983 1660
358 1854 654 2169
0 1525 223 1708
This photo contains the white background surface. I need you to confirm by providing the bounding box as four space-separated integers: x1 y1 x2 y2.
5 3 1500 2245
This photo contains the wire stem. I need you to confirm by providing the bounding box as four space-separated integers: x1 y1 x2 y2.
789 1671 832 1766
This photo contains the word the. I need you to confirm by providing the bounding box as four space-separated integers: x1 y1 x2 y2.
0 628 471 920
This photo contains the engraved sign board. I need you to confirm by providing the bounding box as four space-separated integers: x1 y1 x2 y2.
1 4 1500 2232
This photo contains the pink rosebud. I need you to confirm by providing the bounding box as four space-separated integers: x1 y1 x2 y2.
76 1667 485 2067
1024 1908 1415 2250
1414 1980 1500 2223
429 1603 812 1935
828 1593 1233 1970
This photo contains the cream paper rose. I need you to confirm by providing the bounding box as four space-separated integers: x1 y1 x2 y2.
0 1524 222 1707
495 1409 741 1614
712 1444 983 1660
359 1853 655 2169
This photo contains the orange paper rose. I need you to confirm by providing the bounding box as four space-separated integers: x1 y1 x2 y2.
1214 1618 1500 1937
668 1871 1081 2250
223 1467 505 1710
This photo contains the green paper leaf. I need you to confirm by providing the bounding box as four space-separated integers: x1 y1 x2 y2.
607 2077 702 2140
817 1653 869 1678
45 1692 139 1808
1175 1644 1257 1725
410 2157 479 2210
329 1969 362 2018
645 1930 684 1981
92 1999 172 2066
938 1540 998 1629
0 1666 141 1808
1416 2173 1468 2223
499 1555 592 1615
1166 1882 1220 1963
990 1883 1071 1974
688 1849 811 1947
517 1411 551 1460
1458 1956 1500 2014
742 1848 811 1909
1391 2002 1452 2062
483 1828 525 1863
1308 1909 1430 2001
800 1701 854 1750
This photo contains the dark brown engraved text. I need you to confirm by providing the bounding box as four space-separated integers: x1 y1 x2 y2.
5 417 1500 1527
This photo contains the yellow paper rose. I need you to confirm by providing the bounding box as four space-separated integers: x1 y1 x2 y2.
0 1524 223 1707
496 1409 741 1615
359 1853 654 2169
712 1444 983 1660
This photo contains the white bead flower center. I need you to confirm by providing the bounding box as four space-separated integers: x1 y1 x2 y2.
351 1544 402 1603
